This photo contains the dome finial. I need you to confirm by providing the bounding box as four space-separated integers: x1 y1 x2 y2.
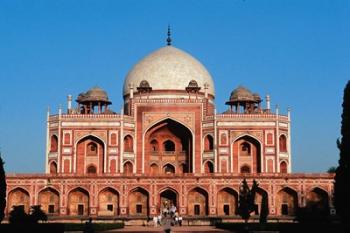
166 24 172 46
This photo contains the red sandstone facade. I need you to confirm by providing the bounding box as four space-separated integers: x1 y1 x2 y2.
5 44 334 220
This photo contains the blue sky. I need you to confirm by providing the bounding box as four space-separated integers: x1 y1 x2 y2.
0 0 349 173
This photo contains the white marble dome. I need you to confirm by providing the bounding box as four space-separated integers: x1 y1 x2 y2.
123 46 215 97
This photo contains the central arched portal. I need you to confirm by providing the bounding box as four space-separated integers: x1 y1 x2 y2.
160 189 178 213
145 119 193 174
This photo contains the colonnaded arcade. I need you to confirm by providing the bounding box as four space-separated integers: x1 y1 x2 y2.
5 34 334 221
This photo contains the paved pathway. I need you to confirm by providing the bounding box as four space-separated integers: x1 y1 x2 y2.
105 225 233 233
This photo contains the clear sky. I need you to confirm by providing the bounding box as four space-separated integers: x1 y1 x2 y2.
0 0 349 173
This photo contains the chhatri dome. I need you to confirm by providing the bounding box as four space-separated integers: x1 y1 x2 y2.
123 28 215 97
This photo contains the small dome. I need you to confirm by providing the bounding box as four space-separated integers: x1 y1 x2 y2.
77 87 110 103
228 86 255 102
188 80 199 88
123 46 215 97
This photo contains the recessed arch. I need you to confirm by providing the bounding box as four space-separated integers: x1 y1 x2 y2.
163 140 175 152
188 187 209 215
233 135 262 173
67 187 90 216
280 161 288 173
87 164 97 174
277 187 298 216
74 134 106 174
38 187 60 214
49 161 57 174
124 135 134 152
128 187 149 216
306 187 330 216
123 161 134 175
160 188 178 213
7 187 30 214
163 163 175 174
98 187 119 216
150 139 159 152
204 134 214 151
50 134 58 152
279 134 287 152
253 187 269 216
240 164 251 174
150 163 159 175
143 118 194 174
203 160 214 174
217 187 238 216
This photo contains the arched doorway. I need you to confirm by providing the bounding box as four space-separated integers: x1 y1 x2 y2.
150 163 159 175
233 136 261 173
68 187 90 216
253 188 268 216
145 119 193 174
128 187 149 216
98 188 119 216
163 164 175 174
160 189 178 214
277 187 298 216
306 187 330 216
123 161 133 175
50 161 57 174
188 187 208 215
76 135 105 175
280 161 288 173
204 161 214 174
217 188 238 216
38 188 59 214
7 188 30 213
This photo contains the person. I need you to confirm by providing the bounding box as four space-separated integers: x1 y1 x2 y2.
178 216 182 226
153 215 158 227
83 217 94 233
161 212 173 233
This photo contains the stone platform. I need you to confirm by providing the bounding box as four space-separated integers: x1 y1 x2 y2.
105 226 233 233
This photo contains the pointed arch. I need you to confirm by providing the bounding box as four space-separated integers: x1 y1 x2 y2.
204 160 214 174
7 187 30 213
128 187 149 215
143 117 194 174
38 187 60 214
50 134 58 152
280 161 288 173
123 161 134 175
124 135 134 152
49 161 57 174
98 187 119 216
279 134 287 152
277 187 298 216
240 164 251 174
163 140 175 152
163 163 175 174
253 187 269 216
233 135 262 173
160 188 178 212
74 134 106 174
306 187 330 216
67 187 90 216
204 134 214 151
188 187 209 215
217 187 238 216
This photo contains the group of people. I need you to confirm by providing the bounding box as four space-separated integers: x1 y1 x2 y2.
152 201 183 233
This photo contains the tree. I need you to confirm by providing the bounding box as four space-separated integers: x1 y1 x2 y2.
237 179 259 223
259 192 269 224
327 166 336 173
9 206 29 224
29 205 47 223
335 80 350 223
0 153 6 223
